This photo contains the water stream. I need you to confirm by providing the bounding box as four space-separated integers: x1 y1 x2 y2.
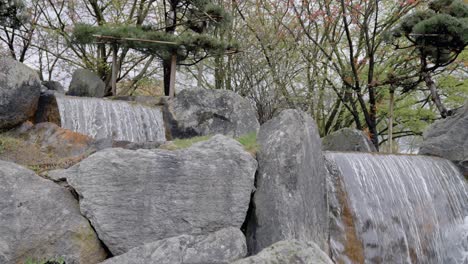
56 95 166 143
326 152 467 264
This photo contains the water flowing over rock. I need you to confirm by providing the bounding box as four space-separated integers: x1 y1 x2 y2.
164 88 259 139
322 128 376 152
419 102 468 176
65 135 257 255
231 240 333 264
67 69 105 98
0 160 107 264
245 109 329 254
326 152 468 264
100 227 247 264
0 58 41 129
56 95 166 143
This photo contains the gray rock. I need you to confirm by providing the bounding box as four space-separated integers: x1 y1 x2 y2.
100 227 247 264
0 58 41 129
419 102 468 176
165 88 259 139
66 135 257 255
0 160 107 264
231 240 333 264
42 81 65 93
322 128 376 152
67 69 106 98
245 109 329 254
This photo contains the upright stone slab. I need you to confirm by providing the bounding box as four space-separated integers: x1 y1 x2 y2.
245 109 329 254
231 240 333 264
322 128 376 152
0 58 41 129
164 88 259 138
0 160 107 264
100 228 247 264
67 69 106 98
66 135 257 255
419 102 468 176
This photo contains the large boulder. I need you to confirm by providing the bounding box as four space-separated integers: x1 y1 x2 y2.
0 58 41 129
42 80 65 93
164 88 259 139
245 109 329 254
231 240 333 264
0 160 107 264
67 69 106 98
419 102 468 176
100 227 247 264
65 135 257 255
322 128 376 152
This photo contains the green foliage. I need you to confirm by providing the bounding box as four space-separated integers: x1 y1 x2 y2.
24 257 65 264
0 0 26 28
396 0 468 64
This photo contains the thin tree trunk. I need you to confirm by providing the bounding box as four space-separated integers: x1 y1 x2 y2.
388 87 395 153
169 54 177 98
424 72 448 118
111 44 118 96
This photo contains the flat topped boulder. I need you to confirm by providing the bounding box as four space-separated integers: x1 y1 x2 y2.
165 88 259 139
245 109 329 254
322 128 376 152
0 160 106 264
65 134 257 255
231 240 333 264
100 227 247 264
0 58 41 129
419 102 468 175
67 69 106 97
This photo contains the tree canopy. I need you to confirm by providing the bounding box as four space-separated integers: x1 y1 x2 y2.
0 0 26 28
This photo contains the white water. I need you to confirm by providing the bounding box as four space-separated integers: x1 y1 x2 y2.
56 95 166 142
326 152 468 264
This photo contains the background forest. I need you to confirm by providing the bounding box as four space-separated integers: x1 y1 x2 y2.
1 0 467 152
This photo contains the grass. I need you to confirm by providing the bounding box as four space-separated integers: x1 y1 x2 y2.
24 257 65 264
0 133 21 154
161 132 258 155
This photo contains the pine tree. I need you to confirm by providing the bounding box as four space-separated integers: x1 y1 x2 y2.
392 0 468 117
73 0 236 97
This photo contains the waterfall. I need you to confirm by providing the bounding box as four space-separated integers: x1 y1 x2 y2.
326 152 468 264
56 95 166 143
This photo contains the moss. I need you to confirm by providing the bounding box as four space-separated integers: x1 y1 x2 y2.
24 257 65 264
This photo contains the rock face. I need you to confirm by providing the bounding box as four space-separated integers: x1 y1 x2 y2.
100 227 247 264
322 128 376 152
18 122 96 157
419 102 468 176
165 88 259 139
245 109 329 254
231 240 333 264
42 80 65 93
67 69 106 98
0 160 107 264
65 135 257 255
0 58 41 129
34 90 61 125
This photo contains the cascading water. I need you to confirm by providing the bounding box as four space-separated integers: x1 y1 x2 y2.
326 152 468 264
56 95 166 143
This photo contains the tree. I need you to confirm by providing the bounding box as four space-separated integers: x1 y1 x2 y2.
392 0 468 117
73 0 235 96
0 0 26 29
